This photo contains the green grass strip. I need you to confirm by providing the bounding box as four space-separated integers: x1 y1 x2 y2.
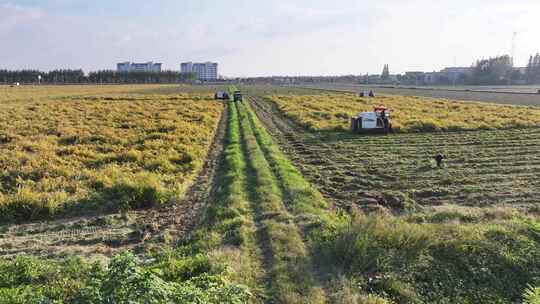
198 101 266 301
235 101 326 303
242 101 343 234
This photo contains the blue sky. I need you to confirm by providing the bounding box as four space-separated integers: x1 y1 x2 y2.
1 0 539 76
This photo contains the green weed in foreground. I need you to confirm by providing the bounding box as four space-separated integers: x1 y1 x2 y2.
317 214 540 303
0 251 250 303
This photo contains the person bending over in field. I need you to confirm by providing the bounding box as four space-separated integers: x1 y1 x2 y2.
434 154 445 168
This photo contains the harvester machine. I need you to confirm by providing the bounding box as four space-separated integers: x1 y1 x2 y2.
350 106 393 134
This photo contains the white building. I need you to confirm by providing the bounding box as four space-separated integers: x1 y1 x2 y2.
180 62 218 81
117 62 162 72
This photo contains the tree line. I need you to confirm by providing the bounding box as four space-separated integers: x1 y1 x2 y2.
526 53 540 84
468 55 515 85
0 69 196 84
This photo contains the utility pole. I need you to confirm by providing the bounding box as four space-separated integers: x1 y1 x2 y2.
511 32 517 66
510 32 517 85
453 56 457 87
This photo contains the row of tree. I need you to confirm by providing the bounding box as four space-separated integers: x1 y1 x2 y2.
526 54 540 84
0 69 197 84
468 55 515 85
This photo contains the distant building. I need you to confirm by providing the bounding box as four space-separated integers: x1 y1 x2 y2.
513 67 527 74
180 62 193 74
424 72 439 85
117 62 162 72
404 71 425 85
181 62 218 81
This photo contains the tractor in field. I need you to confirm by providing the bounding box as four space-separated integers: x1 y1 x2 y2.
215 91 229 100
350 106 392 134
233 90 243 102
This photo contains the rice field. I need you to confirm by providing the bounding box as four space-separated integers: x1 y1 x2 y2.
0 87 223 222
268 93 540 132
0 84 539 303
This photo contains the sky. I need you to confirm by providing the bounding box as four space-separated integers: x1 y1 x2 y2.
0 0 539 77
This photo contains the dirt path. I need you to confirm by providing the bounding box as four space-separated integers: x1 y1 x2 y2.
0 104 228 259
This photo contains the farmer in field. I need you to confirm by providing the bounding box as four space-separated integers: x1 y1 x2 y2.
434 154 445 168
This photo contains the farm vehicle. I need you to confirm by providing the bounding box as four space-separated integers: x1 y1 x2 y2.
233 90 243 102
215 91 230 100
350 106 393 134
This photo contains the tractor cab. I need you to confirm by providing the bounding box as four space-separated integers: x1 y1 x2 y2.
373 106 391 128
350 106 393 134
215 91 229 100
233 91 242 102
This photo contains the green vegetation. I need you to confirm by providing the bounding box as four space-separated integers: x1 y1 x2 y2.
0 250 250 303
269 93 540 132
194 97 266 300
317 215 540 303
237 100 326 302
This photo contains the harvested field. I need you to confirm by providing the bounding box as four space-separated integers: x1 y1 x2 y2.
250 94 540 216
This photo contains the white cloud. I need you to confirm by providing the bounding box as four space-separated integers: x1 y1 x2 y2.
1 0 539 75
0 3 43 31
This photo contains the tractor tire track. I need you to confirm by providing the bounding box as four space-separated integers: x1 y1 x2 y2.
235 101 327 303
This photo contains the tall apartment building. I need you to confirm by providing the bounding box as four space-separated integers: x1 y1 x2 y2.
117 62 162 72
180 62 218 81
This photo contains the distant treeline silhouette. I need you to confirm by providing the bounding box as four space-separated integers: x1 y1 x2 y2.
526 53 540 84
0 69 196 84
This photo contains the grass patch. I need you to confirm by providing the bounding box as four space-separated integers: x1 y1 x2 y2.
317 214 540 303
236 101 326 303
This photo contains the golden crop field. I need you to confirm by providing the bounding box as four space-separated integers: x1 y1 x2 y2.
0 84 170 102
0 88 223 222
268 93 540 132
